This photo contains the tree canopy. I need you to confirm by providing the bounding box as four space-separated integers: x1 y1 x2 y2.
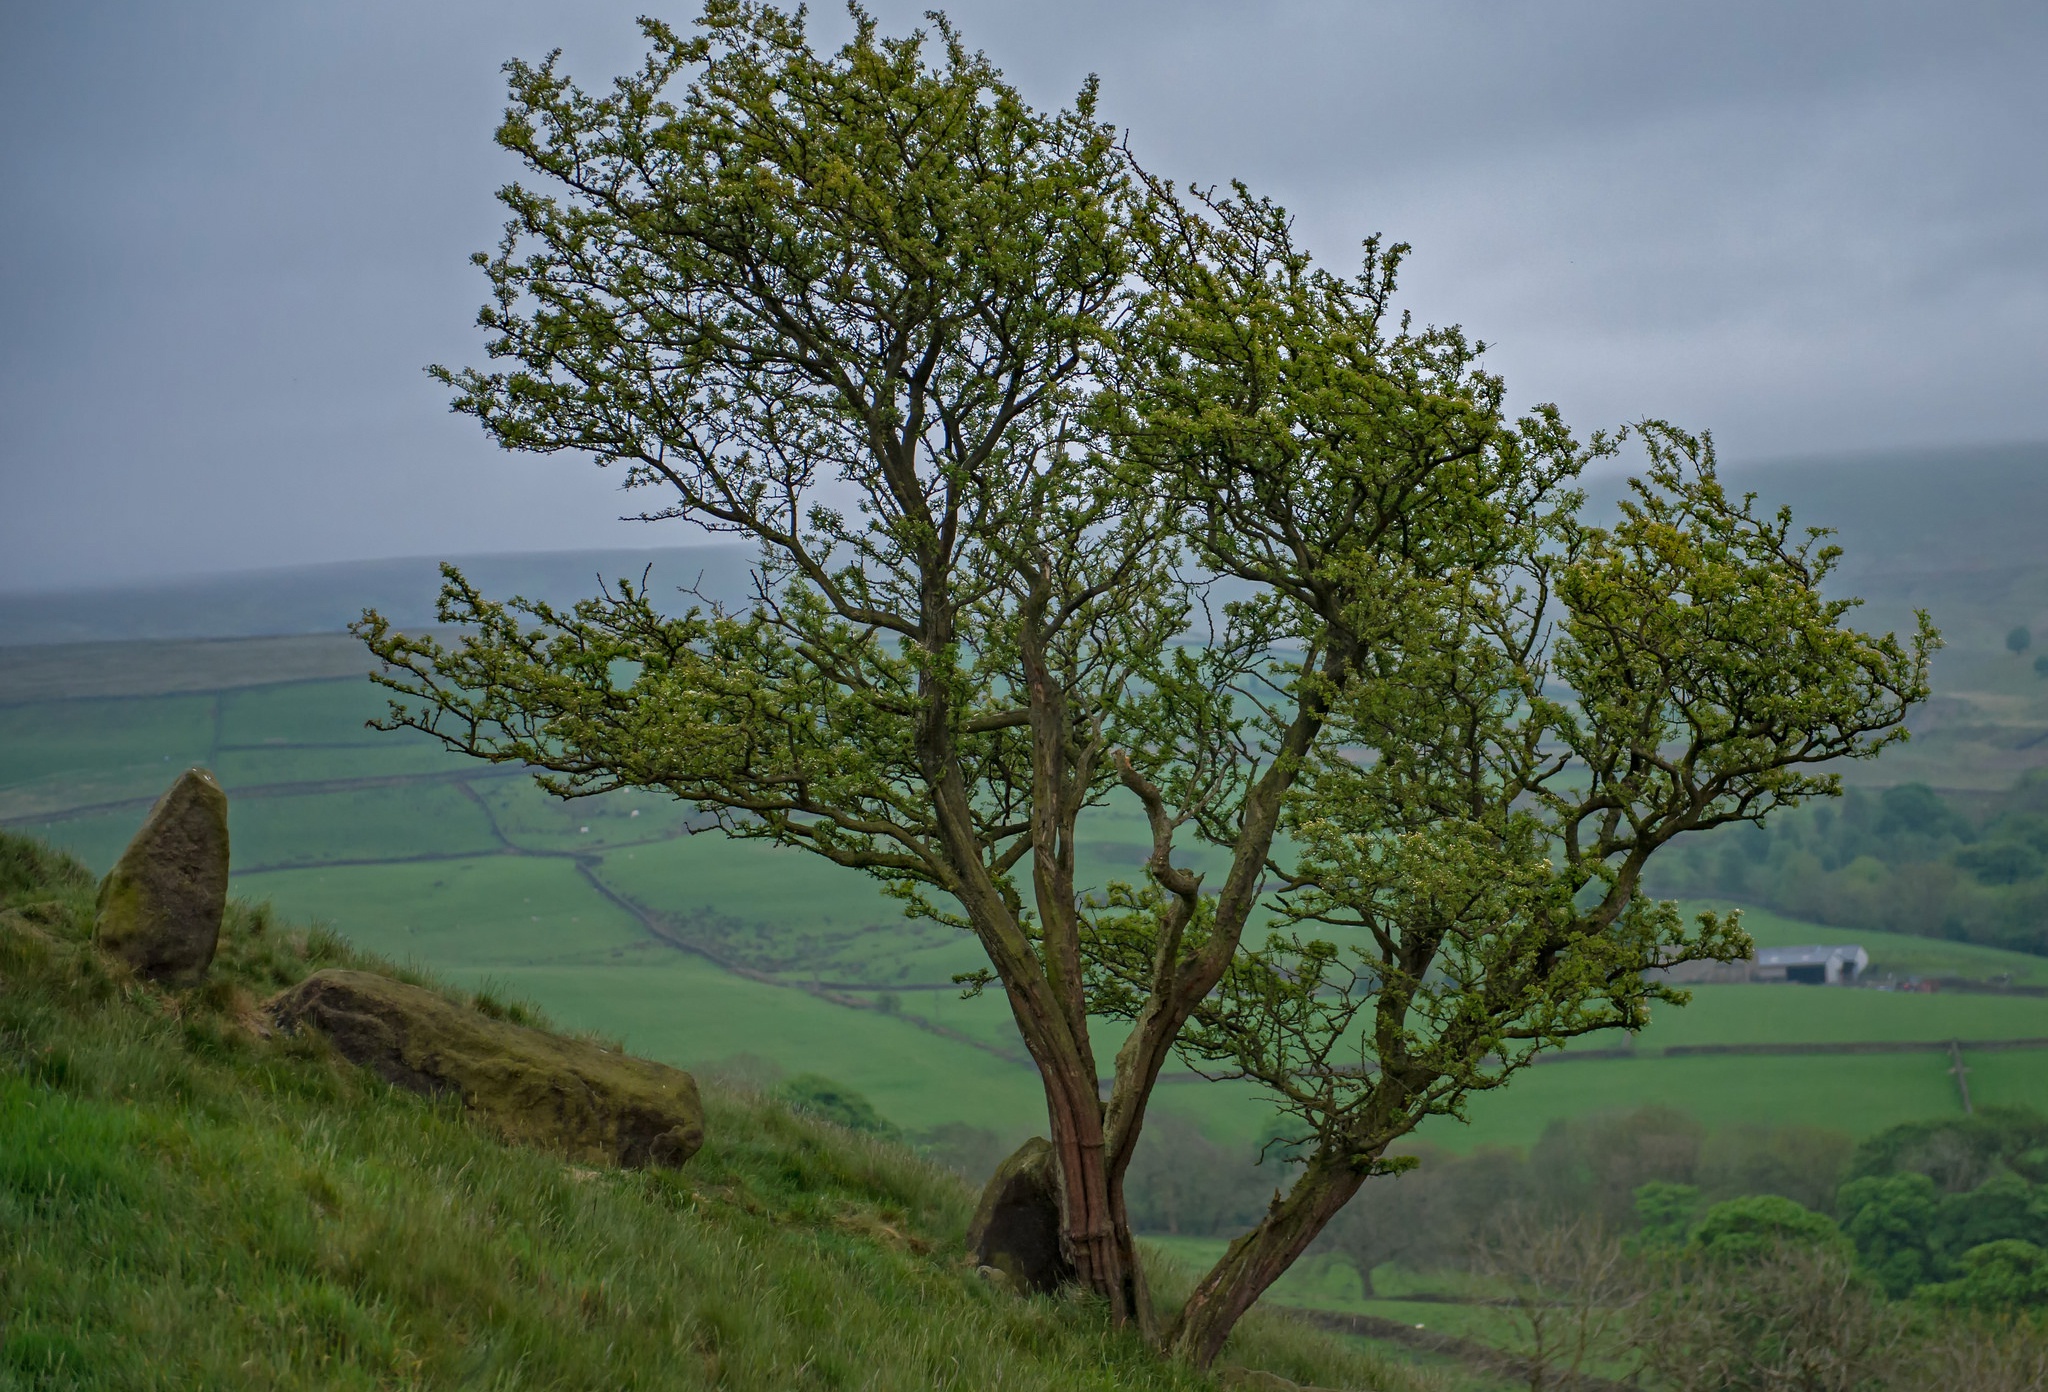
357 2 1934 1365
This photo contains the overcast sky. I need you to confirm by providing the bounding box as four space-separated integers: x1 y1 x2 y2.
2 1 2043 592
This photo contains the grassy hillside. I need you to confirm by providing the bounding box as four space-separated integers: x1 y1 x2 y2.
0 832 1418 1392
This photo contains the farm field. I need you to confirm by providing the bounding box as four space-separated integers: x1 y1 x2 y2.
1145 1236 1524 1370
6 632 2048 1165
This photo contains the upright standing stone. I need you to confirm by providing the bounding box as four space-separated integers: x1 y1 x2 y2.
95 768 229 982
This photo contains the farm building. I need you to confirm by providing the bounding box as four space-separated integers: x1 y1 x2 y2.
1754 944 1869 984
1650 944 1870 986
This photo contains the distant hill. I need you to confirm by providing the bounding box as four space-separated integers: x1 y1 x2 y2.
1705 441 2048 583
0 544 758 647
3 443 2041 648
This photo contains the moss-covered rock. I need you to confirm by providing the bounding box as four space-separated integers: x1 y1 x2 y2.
966 1135 1074 1294
94 768 229 983
267 968 704 1169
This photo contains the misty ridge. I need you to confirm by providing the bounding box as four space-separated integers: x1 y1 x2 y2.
3 441 2043 650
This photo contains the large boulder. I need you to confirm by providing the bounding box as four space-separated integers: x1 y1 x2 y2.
966 1136 1075 1294
268 968 705 1169
95 768 230 982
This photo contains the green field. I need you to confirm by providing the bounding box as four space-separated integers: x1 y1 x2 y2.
7 636 2048 1174
1144 1236 1522 1357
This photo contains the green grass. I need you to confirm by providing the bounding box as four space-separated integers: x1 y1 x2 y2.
1573 985 2048 1051
215 678 401 746
1421 1051 1965 1153
0 832 1421 1392
0 694 216 799
227 785 505 870
1955 1049 2048 1116
469 780 707 854
7 809 173 880
209 743 477 788
1142 1239 1522 1363
483 958 1054 1137
233 856 651 968
596 832 934 934
0 634 380 703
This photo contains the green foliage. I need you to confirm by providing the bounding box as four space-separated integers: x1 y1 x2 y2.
1316 1109 1852 1282
1933 1174 2048 1258
1846 1106 2048 1190
2009 625 2033 655
1836 1114 2048 1306
1687 1195 1850 1265
774 1073 901 1140
1919 1240 2048 1311
1632 1181 1705 1252
1839 1172 1942 1296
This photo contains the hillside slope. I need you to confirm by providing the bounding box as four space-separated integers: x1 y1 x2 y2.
0 832 1411 1392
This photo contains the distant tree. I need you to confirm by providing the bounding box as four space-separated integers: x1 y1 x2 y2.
1932 1174 2048 1263
1628 1242 1904 1392
2010 625 2033 655
1875 782 1971 842
1699 1123 1853 1213
774 1073 898 1138
1846 1107 2048 1192
913 1121 1010 1184
1527 1106 1704 1228
1920 1240 2048 1312
2035 652 2048 678
1957 842 2045 885
1631 1181 1704 1253
356 2 1934 1364
1687 1195 1850 1266
1838 1172 1941 1296
1474 1211 1639 1392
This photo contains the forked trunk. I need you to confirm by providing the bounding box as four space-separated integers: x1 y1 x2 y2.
1039 1050 1154 1334
1165 1154 1369 1369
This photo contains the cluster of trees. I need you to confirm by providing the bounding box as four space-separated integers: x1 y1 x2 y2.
1833 1108 2048 1304
1319 1107 1851 1289
1351 1106 2048 1314
1486 1202 2048 1392
358 2 1929 1364
1647 774 2048 955
2006 624 2048 677
1426 1110 2048 1390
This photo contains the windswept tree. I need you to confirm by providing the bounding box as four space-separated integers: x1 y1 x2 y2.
358 3 1933 1366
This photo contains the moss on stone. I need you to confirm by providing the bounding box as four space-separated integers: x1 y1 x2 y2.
268 968 704 1169
94 767 230 983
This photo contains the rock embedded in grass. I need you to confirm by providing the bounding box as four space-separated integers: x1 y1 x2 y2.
967 1136 1075 1295
94 767 229 983
268 968 705 1169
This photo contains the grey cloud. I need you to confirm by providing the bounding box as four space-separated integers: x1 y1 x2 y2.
1 1 2041 590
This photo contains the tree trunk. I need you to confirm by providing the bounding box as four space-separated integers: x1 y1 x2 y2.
1165 1154 1369 1369
1033 1031 1154 1333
